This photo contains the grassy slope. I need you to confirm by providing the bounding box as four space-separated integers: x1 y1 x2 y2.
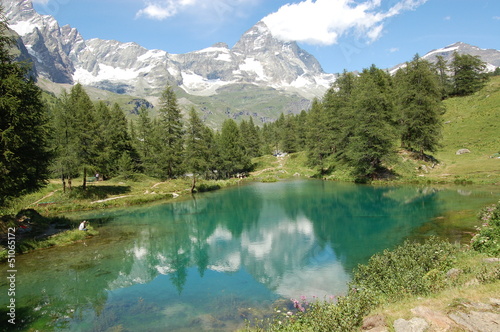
429 76 500 182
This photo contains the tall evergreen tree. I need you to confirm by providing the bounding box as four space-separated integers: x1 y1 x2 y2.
344 66 397 180
155 85 184 179
323 70 357 159
450 52 488 96
184 107 211 192
394 55 444 158
434 55 451 98
134 106 155 175
0 14 51 205
305 98 330 168
218 119 251 178
68 83 98 190
94 102 135 178
280 114 298 154
51 91 79 191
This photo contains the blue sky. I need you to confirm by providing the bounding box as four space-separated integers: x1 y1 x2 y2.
32 0 499 74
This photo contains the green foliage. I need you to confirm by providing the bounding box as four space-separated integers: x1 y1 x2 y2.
470 201 500 256
154 85 185 179
352 237 457 302
248 237 459 332
394 55 444 156
217 119 252 178
343 66 398 180
0 15 51 206
450 52 489 96
184 107 212 177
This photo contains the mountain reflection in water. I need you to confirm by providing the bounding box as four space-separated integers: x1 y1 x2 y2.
1 180 498 331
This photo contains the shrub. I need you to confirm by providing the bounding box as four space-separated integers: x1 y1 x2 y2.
470 201 500 256
351 237 457 302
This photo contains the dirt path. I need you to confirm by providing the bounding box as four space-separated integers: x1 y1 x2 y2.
30 189 59 206
91 195 134 204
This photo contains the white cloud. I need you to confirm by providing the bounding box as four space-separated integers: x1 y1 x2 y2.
262 0 428 45
136 0 261 21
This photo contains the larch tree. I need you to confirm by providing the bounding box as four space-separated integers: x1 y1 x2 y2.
51 91 79 192
68 83 98 190
344 66 397 181
450 52 488 96
155 85 184 179
218 119 251 178
0 13 51 205
394 55 444 158
184 107 210 192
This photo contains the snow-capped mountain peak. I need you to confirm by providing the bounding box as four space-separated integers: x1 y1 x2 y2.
4 0 335 98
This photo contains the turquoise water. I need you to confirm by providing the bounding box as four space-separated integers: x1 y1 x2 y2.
1 180 499 331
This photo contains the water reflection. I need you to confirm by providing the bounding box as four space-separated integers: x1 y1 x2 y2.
1 180 498 331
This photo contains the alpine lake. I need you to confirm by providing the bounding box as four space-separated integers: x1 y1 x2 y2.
1 179 500 331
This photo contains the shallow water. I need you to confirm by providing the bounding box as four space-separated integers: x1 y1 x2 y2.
1 180 499 331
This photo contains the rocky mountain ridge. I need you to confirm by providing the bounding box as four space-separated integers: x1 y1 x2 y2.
3 0 499 126
4 0 334 100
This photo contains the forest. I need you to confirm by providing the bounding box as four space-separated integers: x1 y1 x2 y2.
0 11 494 207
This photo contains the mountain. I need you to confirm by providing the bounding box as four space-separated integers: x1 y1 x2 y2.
4 0 499 126
4 1 334 105
390 42 500 74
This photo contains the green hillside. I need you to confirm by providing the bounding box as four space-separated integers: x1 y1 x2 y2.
177 84 310 128
429 76 500 182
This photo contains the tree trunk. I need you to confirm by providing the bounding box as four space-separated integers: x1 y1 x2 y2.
190 175 196 194
83 167 87 190
68 176 72 191
61 174 66 193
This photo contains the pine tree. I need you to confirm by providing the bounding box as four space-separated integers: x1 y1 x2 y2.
184 107 211 192
0 15 51 205
344 65 397 181
322 70 357 160
218 119 251 178
281 114 298 153
155 85 184 179
51 91 79 191
305 98 330 168
434 55 451 98
450 52 488 96
68 83 98 190
134 106 155 175
394 55 444 158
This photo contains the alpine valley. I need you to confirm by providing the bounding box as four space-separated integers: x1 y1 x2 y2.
4 0 500 127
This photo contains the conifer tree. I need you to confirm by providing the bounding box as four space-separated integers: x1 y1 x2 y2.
344 66 397 180
305 98 330 168
434 55 451 98
246 117 262 157
135 106 155 175
394 55 443 158
322 70 357 159
281 114 298 154
155 85 184 179
51 91 79 191
450 52 488 96
184 107 211 192
68 83 98 190
218 119 251 178
0 14 51 204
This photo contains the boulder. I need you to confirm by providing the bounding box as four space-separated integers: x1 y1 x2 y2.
456 149 471 155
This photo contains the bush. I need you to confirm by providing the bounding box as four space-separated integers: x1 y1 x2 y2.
470 201 500 256
351 237 457 302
